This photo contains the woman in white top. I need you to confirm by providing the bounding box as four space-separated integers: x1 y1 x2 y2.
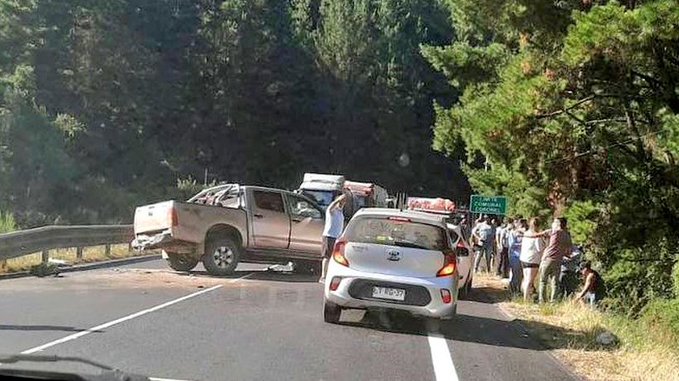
520 217 545 301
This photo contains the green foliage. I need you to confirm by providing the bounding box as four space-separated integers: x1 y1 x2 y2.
641 298 679 341
426 0 679 315
0 210 15 233
175 177 220 202
563 201 598 246
0 0 466 228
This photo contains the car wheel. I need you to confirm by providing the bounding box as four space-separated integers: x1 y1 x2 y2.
203 236 241 276
165 251 199 272
323 301 341 324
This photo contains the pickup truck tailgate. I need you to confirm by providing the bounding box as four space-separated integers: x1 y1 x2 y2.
134 201 176 235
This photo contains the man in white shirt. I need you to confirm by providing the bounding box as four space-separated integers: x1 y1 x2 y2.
320 194 347 283
473 215 496 273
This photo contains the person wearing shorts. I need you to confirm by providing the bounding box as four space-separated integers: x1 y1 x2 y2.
320 194 347 283
322 236 337 260
520 217 545 302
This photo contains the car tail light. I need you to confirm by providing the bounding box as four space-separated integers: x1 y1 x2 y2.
329 277 342 291
440 289 452 304
333 240 349 267
168 207 179 227
437 250 457 277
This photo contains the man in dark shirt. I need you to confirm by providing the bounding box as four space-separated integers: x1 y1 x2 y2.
538 217 573 303
576 261 604 307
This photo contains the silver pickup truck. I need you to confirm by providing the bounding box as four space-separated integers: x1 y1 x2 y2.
132 184 325 276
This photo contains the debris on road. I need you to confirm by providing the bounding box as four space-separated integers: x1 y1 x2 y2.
267 262 295 273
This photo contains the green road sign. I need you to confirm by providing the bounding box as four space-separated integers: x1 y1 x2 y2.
470 195 508 215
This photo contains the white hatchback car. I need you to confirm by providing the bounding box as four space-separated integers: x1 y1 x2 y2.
323 208 459 323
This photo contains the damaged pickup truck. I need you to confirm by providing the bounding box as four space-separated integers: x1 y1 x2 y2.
132 184 325 276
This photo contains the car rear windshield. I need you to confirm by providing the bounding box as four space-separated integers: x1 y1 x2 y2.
344 217 449 251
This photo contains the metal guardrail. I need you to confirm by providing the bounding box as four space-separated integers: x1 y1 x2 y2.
0 225 134 262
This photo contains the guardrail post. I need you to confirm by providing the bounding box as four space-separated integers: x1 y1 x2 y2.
128 242 132 253
105 244 111 257
41 250 49 263
76 247 83 260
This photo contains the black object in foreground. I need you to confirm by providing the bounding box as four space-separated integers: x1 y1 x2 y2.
0 354 153 381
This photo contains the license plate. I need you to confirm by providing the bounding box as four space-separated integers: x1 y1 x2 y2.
372 286 406 301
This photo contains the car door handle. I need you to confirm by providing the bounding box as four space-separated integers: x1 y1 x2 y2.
254 213 264 218
292 218 303 223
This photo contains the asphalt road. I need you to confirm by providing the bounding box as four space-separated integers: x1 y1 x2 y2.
0 259 579 381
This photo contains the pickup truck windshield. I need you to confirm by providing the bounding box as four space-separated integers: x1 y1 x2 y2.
344 217 449 251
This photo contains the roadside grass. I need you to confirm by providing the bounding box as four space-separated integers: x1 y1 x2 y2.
0 245 155 274
473 273 679 381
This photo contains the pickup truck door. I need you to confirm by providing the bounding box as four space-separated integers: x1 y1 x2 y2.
250 190 291 249
285 194 324 256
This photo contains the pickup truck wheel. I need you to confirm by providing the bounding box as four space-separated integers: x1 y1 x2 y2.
165 252 199 272
203 237 240 276
323 301 341 324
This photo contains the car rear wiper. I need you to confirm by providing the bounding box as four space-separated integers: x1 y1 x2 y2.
0 354 177 381
0 354 113 370
392 241 429 250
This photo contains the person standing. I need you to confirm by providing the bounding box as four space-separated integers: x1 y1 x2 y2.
473 216 496 273
508 218 527 294
320 194 347 283
520 217 545 302
489 217 499 270
538 217 573 303
495 218 512 278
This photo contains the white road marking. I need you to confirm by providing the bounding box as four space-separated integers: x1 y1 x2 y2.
427 332 460 381
21 274 253 355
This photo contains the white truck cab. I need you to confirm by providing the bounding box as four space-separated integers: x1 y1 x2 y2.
298 173 346 210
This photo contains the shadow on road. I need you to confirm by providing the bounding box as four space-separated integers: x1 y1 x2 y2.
180 270 258 279
180 269 319 283
465 286 510 303
0 325 102 333
245 271 319 283
337 309 604 351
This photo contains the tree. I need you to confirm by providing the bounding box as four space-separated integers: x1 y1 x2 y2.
425 0 679 312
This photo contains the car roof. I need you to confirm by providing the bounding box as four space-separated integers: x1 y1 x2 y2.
352 208 447 227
